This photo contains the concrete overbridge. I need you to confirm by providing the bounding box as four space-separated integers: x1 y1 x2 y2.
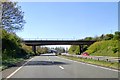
22 40 96 55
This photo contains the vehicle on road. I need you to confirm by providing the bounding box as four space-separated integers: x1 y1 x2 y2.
82 52 89 56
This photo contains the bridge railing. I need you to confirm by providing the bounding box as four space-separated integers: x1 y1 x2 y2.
22 38 78 41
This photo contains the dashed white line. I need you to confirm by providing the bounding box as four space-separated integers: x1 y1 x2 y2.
57 56 120 72
59 66 64 70
47 56 51 61
6 57 34 78
47 56 54 63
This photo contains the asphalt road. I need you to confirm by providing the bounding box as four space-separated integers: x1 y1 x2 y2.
2 53 119 78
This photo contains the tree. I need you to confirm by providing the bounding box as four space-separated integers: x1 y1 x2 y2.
36 46 48 54
93 36 100 41
113 31 120 40
68 45 78 54
43 47 48 53
55 47 65 53
99 34 105 40
104 34 113 40
84 37 93 40
1 1 25 32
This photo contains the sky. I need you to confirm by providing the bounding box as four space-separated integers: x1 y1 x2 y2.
16 2 118 48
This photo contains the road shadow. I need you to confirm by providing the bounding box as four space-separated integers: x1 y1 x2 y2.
24 61 70 66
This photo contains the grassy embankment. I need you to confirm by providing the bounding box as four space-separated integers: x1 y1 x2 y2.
1 29 35 70
86 40 119 57
60 40 119 70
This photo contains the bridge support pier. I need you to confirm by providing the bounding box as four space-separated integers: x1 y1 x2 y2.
79 45 83 55
32 45 36 54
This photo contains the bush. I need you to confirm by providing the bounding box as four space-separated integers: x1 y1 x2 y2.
112 47 118 53
2 29 33 59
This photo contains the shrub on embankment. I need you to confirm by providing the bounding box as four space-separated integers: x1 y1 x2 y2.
2 29 34 70
86 40 119 57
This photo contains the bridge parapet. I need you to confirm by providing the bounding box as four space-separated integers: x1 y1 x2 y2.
23 38 78 41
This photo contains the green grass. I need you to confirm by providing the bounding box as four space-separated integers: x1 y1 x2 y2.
2 58 24 70
86 40 119 57
59 55 120 70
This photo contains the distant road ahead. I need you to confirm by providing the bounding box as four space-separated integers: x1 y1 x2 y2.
3 53 118 78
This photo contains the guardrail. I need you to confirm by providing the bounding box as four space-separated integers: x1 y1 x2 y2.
61 53 120 63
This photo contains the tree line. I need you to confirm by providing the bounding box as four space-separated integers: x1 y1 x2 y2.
83 32 120 41
36 46 66 55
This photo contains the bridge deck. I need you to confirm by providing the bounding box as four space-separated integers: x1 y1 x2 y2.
23 40 96 46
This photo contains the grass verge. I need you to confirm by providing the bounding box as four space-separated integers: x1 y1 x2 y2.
59 55 120 70
2 58 26 70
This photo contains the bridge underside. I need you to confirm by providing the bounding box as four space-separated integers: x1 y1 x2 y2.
23 40 96 55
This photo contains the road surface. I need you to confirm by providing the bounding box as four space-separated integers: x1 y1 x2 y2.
2 53 119 78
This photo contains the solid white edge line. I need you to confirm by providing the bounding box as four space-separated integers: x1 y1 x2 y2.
57 56 120 72
59 66 64 69
6 57 34 78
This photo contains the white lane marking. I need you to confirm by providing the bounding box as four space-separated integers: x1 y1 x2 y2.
59 66 64 70
47 56 54 63
56 56 120 72
47 56 51 61
6 57 34 78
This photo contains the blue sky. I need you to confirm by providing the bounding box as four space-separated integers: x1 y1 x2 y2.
16 2 118 41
